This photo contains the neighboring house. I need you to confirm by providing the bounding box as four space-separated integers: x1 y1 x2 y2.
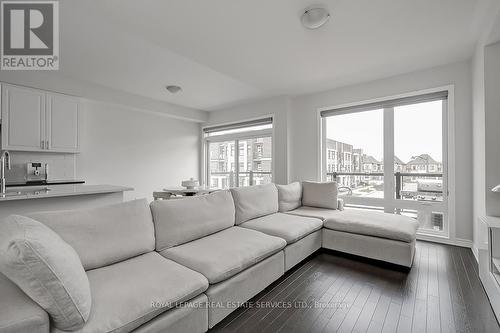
326 139 354 173
209 137 272 188
406 154 442 173
380 156 406 172
394 156 406 172
362 155 382 172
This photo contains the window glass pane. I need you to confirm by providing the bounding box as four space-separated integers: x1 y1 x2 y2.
208 141 236 188
325 109 384 199
207 136 272 189
394 100 444 203
238 137 272 186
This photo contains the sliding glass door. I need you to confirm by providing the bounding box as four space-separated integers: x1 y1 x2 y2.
325 108 385 203
322 92 448 235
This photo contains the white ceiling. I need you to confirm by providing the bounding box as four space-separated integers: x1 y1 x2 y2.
59 0 495 111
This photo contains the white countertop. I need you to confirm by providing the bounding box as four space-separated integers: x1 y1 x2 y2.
0 184 133 202
480 215 500 229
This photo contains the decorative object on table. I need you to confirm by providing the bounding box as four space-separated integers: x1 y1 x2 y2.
181 178 199 189
154 186 219 200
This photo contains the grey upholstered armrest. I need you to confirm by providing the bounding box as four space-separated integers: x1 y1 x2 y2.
0 273 49 333
337 198 344 211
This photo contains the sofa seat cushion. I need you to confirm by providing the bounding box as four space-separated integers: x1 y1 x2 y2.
160 227 286 284
239 213 323 244
287 207 418 243
286 205 341 220
60 252 208 333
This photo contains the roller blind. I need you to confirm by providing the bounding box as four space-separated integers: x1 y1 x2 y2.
320 91 448 118
203 117 273 134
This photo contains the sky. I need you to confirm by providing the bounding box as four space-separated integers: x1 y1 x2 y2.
326 100 443 163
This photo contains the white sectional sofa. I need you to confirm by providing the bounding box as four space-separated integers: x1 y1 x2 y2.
0 182 418 333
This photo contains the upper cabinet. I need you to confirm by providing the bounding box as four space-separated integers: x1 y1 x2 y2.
1 84 80 153
1 84 46 152
47 93 80 152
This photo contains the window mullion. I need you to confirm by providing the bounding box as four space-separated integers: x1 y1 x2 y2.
383 107 395 213
235 139 239 187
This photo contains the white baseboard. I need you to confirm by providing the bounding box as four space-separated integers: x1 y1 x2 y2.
472 246 479 263
416 234 473 248
455 237 474 248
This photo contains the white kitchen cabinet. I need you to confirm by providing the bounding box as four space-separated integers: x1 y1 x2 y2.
47 93 80 152
1 84 46 151
1 84 80 153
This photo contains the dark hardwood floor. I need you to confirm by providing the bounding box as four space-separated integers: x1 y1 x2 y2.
210 241 500 333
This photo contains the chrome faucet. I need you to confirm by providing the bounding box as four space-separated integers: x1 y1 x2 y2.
1 151 11 194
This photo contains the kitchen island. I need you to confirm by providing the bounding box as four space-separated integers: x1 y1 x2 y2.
0 184 133 220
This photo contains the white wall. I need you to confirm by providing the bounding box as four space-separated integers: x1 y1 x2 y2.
472 6 500 255
484 42 500 218
204 96 290 184
287 61 473 243
472 43 487 253
76 100 200 201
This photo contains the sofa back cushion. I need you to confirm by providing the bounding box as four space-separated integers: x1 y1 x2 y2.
0 215 91 331
151 190 235 251
302 181 338 210
276 182 302 212
230 184 278 224
27 199 155 271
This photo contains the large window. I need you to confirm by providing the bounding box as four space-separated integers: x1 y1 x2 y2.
204 118 273 189
322 91 448 235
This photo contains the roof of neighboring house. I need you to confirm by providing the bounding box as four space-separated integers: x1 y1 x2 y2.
381 156 406 165
406 154 439 165
394 156 405 165
362 155 381 164
326 138 353 152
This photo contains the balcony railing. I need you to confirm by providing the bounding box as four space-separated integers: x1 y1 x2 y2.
328 171 444 201
209 171 272 187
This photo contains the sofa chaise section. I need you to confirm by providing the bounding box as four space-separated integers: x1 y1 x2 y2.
287 206 419 267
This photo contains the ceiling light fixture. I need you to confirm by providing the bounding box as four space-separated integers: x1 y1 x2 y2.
166 85 182 94
301 7 330 29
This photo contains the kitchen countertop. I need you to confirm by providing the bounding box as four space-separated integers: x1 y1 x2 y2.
6 179 86 187
0 184 133 202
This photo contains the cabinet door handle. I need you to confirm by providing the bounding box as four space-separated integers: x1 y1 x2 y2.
41 140 45 149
